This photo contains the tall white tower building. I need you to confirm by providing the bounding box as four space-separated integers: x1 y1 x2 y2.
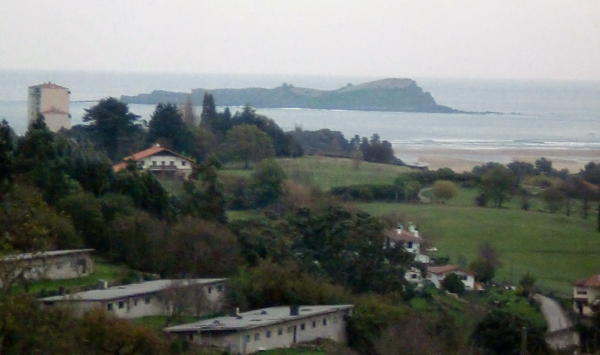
28 82 71 132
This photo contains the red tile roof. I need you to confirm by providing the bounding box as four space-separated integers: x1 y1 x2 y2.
30 82 68 90
112 145 194 172
574 274 600 288
427 264 474 276
385 229 421 243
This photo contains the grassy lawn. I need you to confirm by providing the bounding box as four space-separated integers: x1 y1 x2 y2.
220 155 413 191
227 209 263 221
132 315 201 331
18 258 132 296
357 202 600 295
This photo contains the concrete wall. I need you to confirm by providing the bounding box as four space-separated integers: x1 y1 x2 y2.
42 112 71 131
28 86 70 131
573 286 600 316
16 253 94 281
140 154 193 178
427 271 474 290
191 309 352 354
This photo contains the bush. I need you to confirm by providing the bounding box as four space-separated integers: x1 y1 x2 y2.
441 273 465 295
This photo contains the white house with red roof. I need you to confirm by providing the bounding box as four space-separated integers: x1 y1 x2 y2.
573 274 600 316
426 265 475 290
385 223 431 264
27 82 71 132
113 144 195 179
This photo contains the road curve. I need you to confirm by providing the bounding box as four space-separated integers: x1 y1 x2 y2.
533 294 579 350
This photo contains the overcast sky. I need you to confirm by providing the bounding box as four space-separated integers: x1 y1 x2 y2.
1 0 599 80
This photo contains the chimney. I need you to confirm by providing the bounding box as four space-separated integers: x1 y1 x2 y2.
290 305 299 316
97 279 108 290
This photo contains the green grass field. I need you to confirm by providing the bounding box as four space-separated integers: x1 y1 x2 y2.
357 201 599 295
220 155 412 191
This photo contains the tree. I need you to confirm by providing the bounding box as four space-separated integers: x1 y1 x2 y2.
432 180 458 203
541 187 565 213
480 166 515 207
146 103 194 155
472 310 547 355
518 273 536 296
507 161 534 187
441 273 465 295
534 157 553 175
469 242 500 283
200 93 218 132
0 120 15 197
181 95 196 126
223 124 274 169
157 281 208 324
82 97 141 161
251 159 287 207
181 160 227 223
582 162 600 185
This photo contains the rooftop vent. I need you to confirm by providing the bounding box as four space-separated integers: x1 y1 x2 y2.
290 304 299 316
96 280 108 290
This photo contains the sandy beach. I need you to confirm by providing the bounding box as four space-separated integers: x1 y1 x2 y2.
395 147 600 173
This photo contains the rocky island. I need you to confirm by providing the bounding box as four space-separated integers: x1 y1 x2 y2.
121 78 459 113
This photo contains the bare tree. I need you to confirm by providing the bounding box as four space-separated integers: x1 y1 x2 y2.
157 280 208 325
181 95 196 126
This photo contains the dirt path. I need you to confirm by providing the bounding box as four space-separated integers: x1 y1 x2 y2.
533 294 580 350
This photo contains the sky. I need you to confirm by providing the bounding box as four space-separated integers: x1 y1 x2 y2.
1 0 599 80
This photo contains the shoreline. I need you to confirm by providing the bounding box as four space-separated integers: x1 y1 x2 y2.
394 146 600 172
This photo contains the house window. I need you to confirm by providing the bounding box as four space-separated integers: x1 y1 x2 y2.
145 297 151 304
312 320 316 328
118 301 125 309
134 298 138 306
577 290 587 295
140 161 145 166
278 328 283 335
323 318 327 326
152 161 157 166
188 334 193 341
170 161 174 166
244 335 251 343
182 161 186 166
217 285 224 292
407 242 413 248
411 274 417 279
107 303 113 311
300 323 305 330
266 330 271 338
287 326 293 333
333 316 338 324
161 161 165 166
208 287 212 294
254 333 260 341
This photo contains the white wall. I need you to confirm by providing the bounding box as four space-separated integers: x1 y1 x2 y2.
192 309 352 354
140 154 193 178
426 271 474 290
16 253 93 281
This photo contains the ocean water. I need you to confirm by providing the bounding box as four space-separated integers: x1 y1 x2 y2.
1 70 599 163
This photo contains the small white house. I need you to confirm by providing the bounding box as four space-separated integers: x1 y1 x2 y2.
164 305 354 354
113 145 195 179
40 278 227 319
0 249 94 283
385 223 431 264
426 265 475 290
573 274 600 316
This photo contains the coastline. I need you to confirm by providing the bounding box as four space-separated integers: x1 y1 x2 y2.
394 147 600 172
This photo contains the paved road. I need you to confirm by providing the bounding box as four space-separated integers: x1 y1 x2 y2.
533 294 580 350
418 187 432 203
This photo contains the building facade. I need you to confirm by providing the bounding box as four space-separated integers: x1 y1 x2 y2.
573 274 600 316
28 82 71 132
112 145 194 179
385 223 431 264
164 305 354 354
40 278 227 319
426 265 475 290
0 249 94 283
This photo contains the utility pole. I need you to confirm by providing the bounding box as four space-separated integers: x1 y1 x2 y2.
520 326 527 355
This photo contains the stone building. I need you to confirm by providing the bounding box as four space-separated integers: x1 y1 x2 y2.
0 249 94 283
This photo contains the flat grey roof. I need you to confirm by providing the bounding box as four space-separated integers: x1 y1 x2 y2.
1 249 94 262
164 305 354 333
40 278 227 302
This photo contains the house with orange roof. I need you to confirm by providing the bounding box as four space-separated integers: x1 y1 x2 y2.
113 144 195 179
27 82 71 132
385 223 431 263
573 274 600 316
426 264 475 290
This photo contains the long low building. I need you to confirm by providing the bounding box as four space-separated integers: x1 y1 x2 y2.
164 304 354 354
40 278 227 318
0 249 94 282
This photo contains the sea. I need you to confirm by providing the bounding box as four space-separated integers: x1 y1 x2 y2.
1 70 599 165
